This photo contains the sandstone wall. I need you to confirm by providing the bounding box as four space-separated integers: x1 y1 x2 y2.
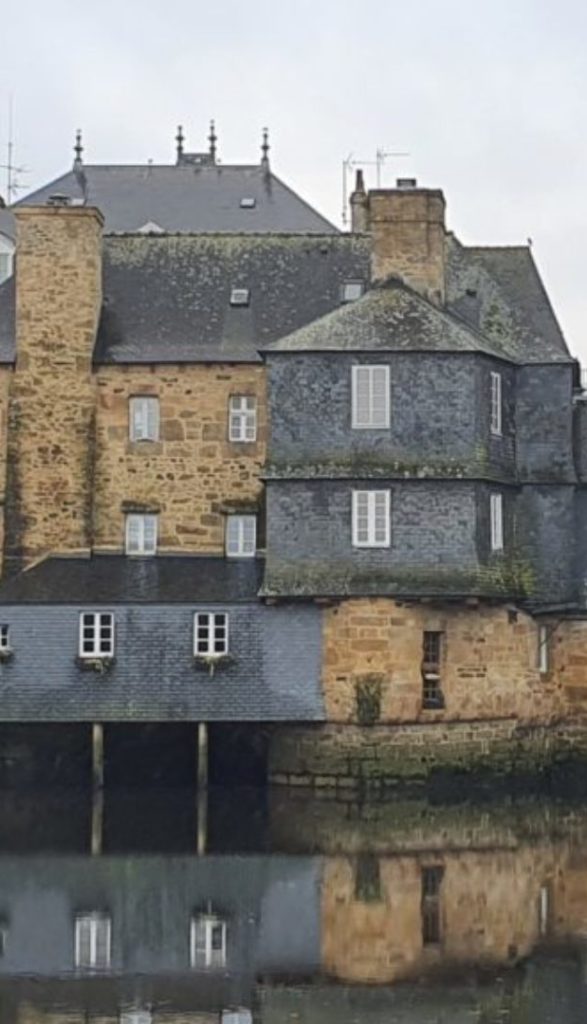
93 364 266 553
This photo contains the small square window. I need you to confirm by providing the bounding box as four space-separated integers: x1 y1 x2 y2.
226 515 256 558
190 914 227 969
230 288 250 306
74 912 111 969
341 280 364 303
240 197 256 209
129 397 159 442
229 395 257 442
125 514 158 556
194 613 229 656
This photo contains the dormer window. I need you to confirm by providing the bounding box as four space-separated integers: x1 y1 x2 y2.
341 280 364 303
240 197 256 209
230 288 250 306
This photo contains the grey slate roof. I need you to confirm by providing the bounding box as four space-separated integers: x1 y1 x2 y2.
15 163 338 234
94 234 370 363
0 207 15 242
266 278 519 361
0 554 263 604
0 275 14 362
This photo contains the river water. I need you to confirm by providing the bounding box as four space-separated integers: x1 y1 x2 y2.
0 784 586 1022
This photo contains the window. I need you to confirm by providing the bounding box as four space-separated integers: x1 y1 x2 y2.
125 514 158 556
129 396 159 442
538 625 550 674
74 913 111 969
490 371 502 436
120 1013 152 1024
240 197 256 208
539 883 551 937
421 866 444 946
354 854 382 903
230 288 250 306
190 914 227 968
422 631 445 709
352 365 390 429
490 493 504 552
229 396 257 442
341 280 364 303
194 613 228 656
226 515 256 558
79 613 114 658
0 625 10 652
352 490 390 548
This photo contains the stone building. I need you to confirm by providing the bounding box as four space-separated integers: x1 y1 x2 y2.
0 126 585 784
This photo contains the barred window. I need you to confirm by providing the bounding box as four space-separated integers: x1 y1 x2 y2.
79 613 114 658
194 613 229 656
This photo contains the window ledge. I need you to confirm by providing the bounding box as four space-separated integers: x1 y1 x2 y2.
193 654 234 677
76 656 116 674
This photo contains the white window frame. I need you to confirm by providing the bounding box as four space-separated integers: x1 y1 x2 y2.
230 288 250 306
226 515 256 558
229 395 257 443
129 396 160 442
351 365 390 429
74 912 111 969
125 513 158 556
78 613 115 659
194 613 229 656
538 625 549 674
341 280 364 303
0 625 10 652
352 490 391 548
190 914 227 969
490 493 504 552
490 371 502 436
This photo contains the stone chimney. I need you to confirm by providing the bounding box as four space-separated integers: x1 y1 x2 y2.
350 169 369 233
352 180 447 306
4 203 103 571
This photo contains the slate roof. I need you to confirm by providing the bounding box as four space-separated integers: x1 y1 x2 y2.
0 208 15 242
14 163 338 234
0 275 14 361
94 234 370 363
0 554 263 604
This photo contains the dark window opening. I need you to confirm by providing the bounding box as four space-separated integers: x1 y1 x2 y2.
421 865 444 945
422 631 445 709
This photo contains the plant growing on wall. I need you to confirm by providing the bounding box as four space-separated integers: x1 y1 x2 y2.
355 674 384 725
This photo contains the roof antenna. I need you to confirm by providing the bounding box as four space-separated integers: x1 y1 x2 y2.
261 127 270 169
73 128 83 168
176 124 184 164
208 119 217 163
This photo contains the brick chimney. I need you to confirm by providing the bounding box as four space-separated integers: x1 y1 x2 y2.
352 181 447 306
5 203 103 571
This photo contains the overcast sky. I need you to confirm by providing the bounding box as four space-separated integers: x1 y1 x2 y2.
2 0 586 358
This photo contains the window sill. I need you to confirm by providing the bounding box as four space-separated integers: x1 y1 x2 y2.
76 656 116 674
193 654 234 677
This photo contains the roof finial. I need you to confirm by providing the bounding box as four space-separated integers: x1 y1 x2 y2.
176 124 185 163
208 119 217 163
73 129 83 168
261 127 270 168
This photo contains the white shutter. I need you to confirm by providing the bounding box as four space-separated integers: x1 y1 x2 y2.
371 367 390 427
352 367 372 428
125 515 141 554
75 917 92 966
490 494 503 551
373 491 390 545
143 515 158 554
490 372 502 435
352 366 390 429
94 917 111 967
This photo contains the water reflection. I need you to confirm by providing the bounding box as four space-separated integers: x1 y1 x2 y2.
0 787 586 1021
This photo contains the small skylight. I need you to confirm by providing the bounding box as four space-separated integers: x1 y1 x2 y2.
230 288 250 307
240 197 256 209
341 281 364 304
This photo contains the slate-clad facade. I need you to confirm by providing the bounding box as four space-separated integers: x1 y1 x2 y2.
0 133 586 779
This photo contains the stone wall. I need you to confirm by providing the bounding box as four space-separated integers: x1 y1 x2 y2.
93 364 266 553
4 207 103 572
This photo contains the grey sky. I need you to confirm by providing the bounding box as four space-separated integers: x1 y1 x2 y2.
2 0 586 359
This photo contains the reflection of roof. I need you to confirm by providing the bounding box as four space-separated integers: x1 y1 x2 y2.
0 554 263 603
15 163 338 234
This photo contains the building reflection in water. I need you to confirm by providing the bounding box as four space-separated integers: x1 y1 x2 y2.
0 787 587 1021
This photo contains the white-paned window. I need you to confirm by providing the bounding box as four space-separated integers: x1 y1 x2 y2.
490 493 504 552
490 371 502 436
226 515 256 558
125 514 158 555
352 366 390 429
74 913 111 969
0 625 10 652
352 490 391 548
341 280 364 303
194 613 229 656
79 613 114 658
538 625 549 674
229 396 257 442
129 396 159 442
190 914 227 969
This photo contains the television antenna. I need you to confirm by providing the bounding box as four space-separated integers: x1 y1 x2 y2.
0 96 28 204
342 147 409 226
